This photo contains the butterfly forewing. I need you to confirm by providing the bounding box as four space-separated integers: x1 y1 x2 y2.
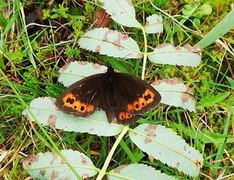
55 74 105 117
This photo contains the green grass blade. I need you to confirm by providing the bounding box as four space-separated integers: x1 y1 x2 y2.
198 8 234 48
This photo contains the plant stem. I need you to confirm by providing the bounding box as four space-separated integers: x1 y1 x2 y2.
96 125 129 180
141 26 148 80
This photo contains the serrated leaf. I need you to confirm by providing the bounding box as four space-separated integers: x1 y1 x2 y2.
58 61 107 87
129 124 203 177
99 0 141 28
148 44 201 67
144 14 163 34
78 28 142 59
22 150 97 179
152 78 195 112
22 97 123 136
108 164 176 180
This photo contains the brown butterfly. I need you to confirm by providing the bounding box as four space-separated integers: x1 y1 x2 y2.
55 66 161 125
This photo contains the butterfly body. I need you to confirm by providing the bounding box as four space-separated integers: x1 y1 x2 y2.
55 66 161 125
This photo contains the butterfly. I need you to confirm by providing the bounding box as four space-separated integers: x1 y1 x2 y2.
55 66 161 125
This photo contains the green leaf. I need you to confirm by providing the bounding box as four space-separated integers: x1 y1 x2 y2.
148 44 201 67
23 97 123 136
201 130 234 144
182 4 197 16
78 28 142 59
99 0 141 28
129 124 203 177
57 61 107 87
108 164 176 180
144 14 163 34
22 150 98 179
194 4 212 18
151 78 195 112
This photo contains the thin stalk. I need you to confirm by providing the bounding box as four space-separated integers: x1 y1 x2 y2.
96 125 129 180
141 26 148 80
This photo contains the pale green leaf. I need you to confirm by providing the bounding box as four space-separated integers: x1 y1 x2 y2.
22 97 123 136
22 150 98 179
182 4 197 16
78 28 142 59
99 0 141 28
129 124 203 177
195 4 212 17
108 164 176 180
152 78 195 112
144 14 163 34
148 44 201 67
58 61 107 87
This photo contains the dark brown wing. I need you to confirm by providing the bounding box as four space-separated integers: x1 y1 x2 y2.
112 73 161 125
55 73 106 117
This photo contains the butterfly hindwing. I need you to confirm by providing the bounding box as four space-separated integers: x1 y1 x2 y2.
113 73 161 124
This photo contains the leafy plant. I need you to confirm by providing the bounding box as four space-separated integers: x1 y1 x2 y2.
20 0 234 179
182 3 212 27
